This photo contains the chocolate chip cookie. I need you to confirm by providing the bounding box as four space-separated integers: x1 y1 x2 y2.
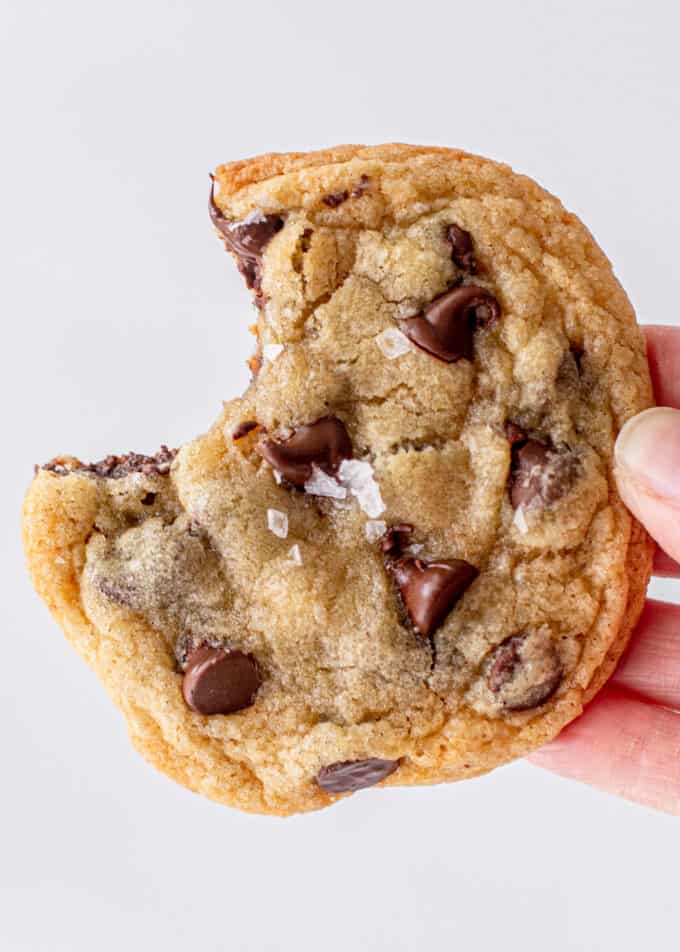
23 144 654 815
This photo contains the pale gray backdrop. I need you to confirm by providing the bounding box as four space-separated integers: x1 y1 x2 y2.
2 1 679 949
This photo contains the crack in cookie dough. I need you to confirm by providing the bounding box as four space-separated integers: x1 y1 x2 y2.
23 144 654 815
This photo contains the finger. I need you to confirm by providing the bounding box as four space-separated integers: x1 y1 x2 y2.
653 546 680 578
644 325 680 409
611 599 680 710
614 407 680 564
528 687 680 815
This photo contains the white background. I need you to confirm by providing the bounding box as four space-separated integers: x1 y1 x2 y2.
2 2 679 949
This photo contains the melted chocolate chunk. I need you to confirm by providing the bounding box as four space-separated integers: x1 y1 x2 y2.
447 224 477 273
486 633 562 711
510 439 577 509
380 524 414 556
41 446 177 479
317 758 399 793
401 285 500 362
182 647 261 716
387 558 478 637
322 189 349 207
258 417 352 487
232 420 259 441
209 179 284 297
140 492 157 506
351 175 370 198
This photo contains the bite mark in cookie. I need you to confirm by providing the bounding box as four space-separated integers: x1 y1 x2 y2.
40 446 177 479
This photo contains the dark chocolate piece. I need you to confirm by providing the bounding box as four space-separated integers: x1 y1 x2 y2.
447 224 477 273
209 179 284 296
258 417 352 487
401 285 500 362
487 633 562 711
317 758 399 793
182 647 261 716
387 558 478 637
322 189 349 207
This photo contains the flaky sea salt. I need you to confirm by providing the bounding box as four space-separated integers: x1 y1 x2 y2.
513 504 529 535
364 519 387 542
304 465 348 500
54 555 66 565
267 508 289 539
288 544 302 565
337 459 385 518
404 543 424 556
263 343 284 362
375 327 411 359
273 469 283 485
241 208 268 225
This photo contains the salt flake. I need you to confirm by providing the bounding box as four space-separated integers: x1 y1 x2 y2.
304 465 348 500
513 505 529 535
337 459 385 518
288 544 302 565
375 327 411 359
267 508 288 539
365 520 387 542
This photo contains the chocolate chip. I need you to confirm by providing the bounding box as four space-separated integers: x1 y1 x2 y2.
209 179 284 296
387 558 478 637
380 524 414 555
351 175 370 198
504 421 527 447
447 224 477 273
322 189 349 207
140 492 156 506
510 439 577 509
401 285 500 363
41 446 178 479
232 420 259 441
317 758 399 793
486 633 562 711
258 416 352 487
182 647 261 716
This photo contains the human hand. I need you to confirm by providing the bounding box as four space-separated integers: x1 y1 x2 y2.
528 326 680 814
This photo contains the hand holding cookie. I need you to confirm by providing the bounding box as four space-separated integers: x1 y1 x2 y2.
530 326 680 815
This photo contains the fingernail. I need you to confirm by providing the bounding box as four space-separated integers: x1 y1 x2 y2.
615 407 680 498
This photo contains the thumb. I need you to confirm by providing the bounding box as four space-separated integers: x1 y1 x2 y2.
615 407 680 563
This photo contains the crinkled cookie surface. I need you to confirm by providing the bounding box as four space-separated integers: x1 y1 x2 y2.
23 144 653 815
